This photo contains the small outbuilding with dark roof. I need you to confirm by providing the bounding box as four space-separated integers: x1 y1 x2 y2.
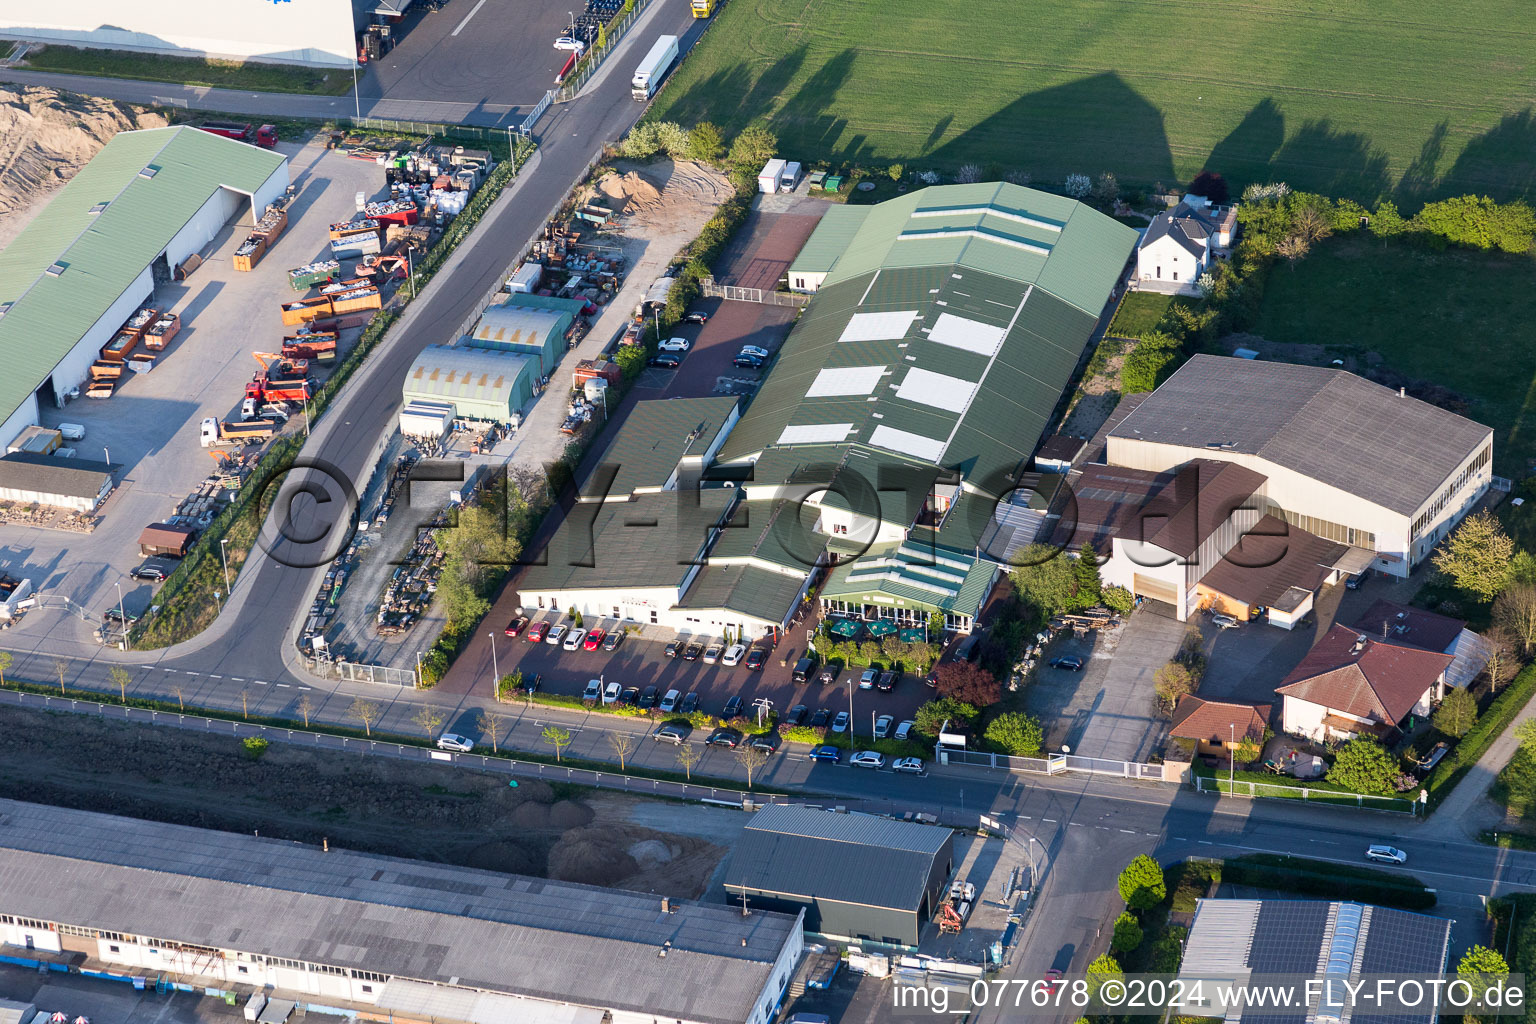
1170 696 1271 762
724 804 955 949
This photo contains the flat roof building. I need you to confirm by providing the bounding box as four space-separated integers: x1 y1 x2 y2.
0 798 805 1024
0 126 289 445
724 804 955 949
1107 355 1494 577
0 451 114 513
403 345 536 425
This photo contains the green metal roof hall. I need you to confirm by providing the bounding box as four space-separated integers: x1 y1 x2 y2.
723 182 1138 501
0 126 289 444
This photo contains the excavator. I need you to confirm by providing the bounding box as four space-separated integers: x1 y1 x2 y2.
245 352 315 410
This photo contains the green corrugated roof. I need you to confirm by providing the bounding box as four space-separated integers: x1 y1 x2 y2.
677 564 806 624
821 540 997 620
590 396 739 498
0 126 286 426
519 491 735 593
707 499 824 572
788 204 871 276
404 345 535 416
717 182 1136 495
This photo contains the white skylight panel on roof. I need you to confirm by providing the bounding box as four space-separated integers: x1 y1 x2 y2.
869 424 946 463
806 365 886 397
778 423 856 445
927 312 1007 357
838 310 919 343
895 367 978 411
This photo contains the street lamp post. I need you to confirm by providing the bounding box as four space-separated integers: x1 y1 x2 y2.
415 650 424 689
115 581 127 652
103 445 110 467
352 63 361 118
1029 836 1040 890
219 538 231 594
487 632 500 691
1229 722 1236 791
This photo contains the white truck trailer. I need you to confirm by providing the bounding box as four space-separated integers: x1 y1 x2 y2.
632 34 679 100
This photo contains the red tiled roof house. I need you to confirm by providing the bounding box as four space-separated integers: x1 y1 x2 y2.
1170 696 1271 761
1275 624 1453 743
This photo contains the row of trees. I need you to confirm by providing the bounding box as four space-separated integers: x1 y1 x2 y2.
1010 542 1133 617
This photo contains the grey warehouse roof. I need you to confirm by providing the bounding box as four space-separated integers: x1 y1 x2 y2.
0 452 113 498
0 126 286 430
726 805 951 912
0 798 798 1024
589 396 740 498
1110 355 1493 515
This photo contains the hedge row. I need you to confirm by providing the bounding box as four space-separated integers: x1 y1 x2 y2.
1426 663 1536 807
1222 854 1436 909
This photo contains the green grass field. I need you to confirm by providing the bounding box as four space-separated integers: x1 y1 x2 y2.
656 0 1536 204
1252 236 1536 474
23 45 352 95
1107 293 1176 339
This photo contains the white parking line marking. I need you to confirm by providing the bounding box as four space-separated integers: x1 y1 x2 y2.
451 0 488 36
230 677 244 682
253 681 269 686
210 674 223 679
275 683 290 688
1120 829 1137 834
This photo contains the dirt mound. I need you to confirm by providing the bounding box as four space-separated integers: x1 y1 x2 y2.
0 85 166 241
597 169 663 215
511 800 552 827
595 160 734 226
627 838 675 869
547 826 640 884
549 799 593 828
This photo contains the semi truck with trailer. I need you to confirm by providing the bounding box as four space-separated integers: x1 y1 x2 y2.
631 35 679 100
200 417 277 447
198 122 277 148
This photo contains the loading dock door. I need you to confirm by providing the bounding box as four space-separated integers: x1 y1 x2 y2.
1132 573 1179 606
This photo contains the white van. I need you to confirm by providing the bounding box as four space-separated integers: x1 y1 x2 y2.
57 423 85 441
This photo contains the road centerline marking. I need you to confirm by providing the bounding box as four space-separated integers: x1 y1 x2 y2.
452 0 488 36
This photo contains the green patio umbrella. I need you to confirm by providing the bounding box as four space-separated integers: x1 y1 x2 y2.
898 627 927 643
829 619 862 638
867 619 898 638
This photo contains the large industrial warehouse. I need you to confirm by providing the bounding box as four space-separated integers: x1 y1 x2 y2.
0 799 806 1024
0 126 289 447
0 0 364 66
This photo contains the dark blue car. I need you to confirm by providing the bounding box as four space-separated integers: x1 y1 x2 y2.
809 745 841 763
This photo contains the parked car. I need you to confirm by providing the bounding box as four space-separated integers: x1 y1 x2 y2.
436 733 474 752
790 656 814 683
1212 614 1239 630
749 733 780 754
745 647 768 670
545 624 567 645
894 719 916 741
654 722 692 745
831 711 850 733
582 679 603 701
859 668 878 689
656 688 680 713
818 667 840 686
649 353 682 368
525 621 549 642
603 630 624 651
707 727 743 748
563 628 587 651
738 344 770 360
809 745 841 763
722 643 746 667
130 563 170 582
602 681 622 704
682 311 709 324
639 685 659 708
703 643 723 664
733 353 765 369
620 686 640 706
658 336 690 353
877 669 899 692
503 616 528 637
873 714 894 739
892 757 924 774
784 704 807 727
683 642 704 661
664 640 682 658
1345 573 1363 590
810 708 831 728
1365 844 1407 865
579 628 603 650
850 750 885 769
722 695 744 719
1049 654 1084 671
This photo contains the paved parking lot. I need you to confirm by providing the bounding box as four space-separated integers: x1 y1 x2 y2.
631 295 798 399
361 0 576 108
7 140 388 650
712 193 829 291
1024 607 1185 762
488 610 931 738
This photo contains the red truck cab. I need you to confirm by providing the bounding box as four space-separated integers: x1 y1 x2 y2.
198 121 278 149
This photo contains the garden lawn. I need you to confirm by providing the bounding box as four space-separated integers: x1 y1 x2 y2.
23 45 352 95
652 0 1536 203
1253 236 1536 475
1108 292 1176 339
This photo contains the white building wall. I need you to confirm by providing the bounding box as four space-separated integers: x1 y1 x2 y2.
0 919 62 952
521 585 682 625
250 163 293 224
0 395 40 450
1104 538 1188 618
1106 436 1415 576
0 0 360 67
165 186 249 272
1136 235 1206 284
47 265 155 411
789 271 828 293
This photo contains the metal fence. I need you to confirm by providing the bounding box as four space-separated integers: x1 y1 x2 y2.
1192 774 1418 813
302 658 419 687
700 279 811 307
520 90 556 136
348 117 517 146
943 748 1164 781
556 0 655 100
0 686 769 807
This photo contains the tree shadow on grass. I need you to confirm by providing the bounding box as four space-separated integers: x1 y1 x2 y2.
1198 99 1391 204
926 72 1176 189
772 47 857 157
1202 97 1285 191
1438 108 1536 206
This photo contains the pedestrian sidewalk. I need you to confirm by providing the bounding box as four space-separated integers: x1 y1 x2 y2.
1419 693 1536 838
